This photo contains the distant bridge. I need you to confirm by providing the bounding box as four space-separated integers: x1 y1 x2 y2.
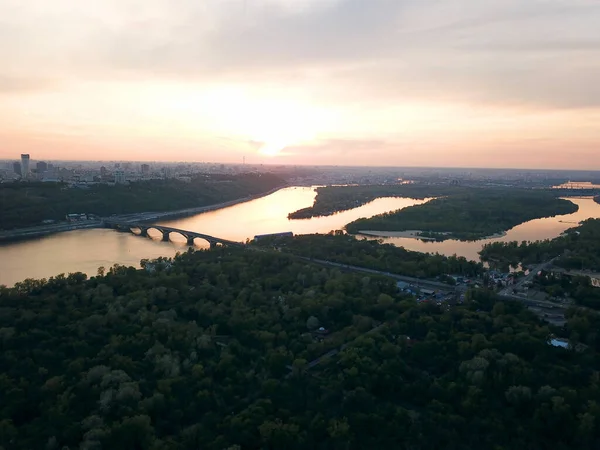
104 222 244 248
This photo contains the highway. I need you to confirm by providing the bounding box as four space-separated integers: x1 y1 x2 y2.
0 220 102 242
498 258 557 298
107 187 284 224
0 187 285 243
295 256 465 293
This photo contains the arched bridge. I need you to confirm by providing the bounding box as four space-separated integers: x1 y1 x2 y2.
104 222 244 248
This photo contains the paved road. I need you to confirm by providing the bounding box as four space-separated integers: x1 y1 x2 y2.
0 220 102 242
550 267 600 279
286 323 387 377
108 187 285 225
499 258 557 298
297 256 464 293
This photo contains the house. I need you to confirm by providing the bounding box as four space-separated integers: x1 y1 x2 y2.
397 281 410 290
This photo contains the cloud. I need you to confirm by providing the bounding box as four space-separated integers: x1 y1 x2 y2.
1 0 600 167
0 75 58 93
1 0 598 109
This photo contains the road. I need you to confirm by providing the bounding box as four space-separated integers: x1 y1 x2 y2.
286 323 387 377
0 220 102 242
0 187 285 243
296 256 464 293
499 258 557 298
107 186 285 224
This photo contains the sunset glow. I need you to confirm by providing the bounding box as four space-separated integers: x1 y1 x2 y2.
0 0 598 167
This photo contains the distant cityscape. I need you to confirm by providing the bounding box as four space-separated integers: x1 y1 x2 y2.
0 155 276 186
2 154 600 188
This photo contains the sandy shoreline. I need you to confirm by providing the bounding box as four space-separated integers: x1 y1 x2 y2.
359 229 508 241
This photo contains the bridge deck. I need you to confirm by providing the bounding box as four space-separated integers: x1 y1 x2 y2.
105 221 244 246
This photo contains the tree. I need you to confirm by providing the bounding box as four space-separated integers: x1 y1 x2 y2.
306 316 320 331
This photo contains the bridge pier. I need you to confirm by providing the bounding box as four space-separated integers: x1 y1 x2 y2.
210 241 217 249
186 236 195 246
161 231 170 242
140 228 148 237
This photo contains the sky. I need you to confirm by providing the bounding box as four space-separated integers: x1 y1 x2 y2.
1 0 599 168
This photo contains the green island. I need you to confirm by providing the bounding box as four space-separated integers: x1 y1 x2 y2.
0 173 284 230
288 184 464 219
254 232 484 279
2 243 600 449
345 189 578 241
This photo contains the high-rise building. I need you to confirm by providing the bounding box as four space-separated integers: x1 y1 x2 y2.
21 154 30 179
114 169 125 184
141 164 150 175
13 162 21 176
36 161 48 173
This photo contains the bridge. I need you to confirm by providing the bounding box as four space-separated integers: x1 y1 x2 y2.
104 222 244 248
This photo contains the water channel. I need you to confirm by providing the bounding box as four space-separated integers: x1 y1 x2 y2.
1 187 599 286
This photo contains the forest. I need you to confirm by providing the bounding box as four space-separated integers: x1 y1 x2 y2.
479 219 600 272
254 232 484 279
533 271 600 310
344 190 578 240
288 184 464 219
3 243 600 449
0 173 284 230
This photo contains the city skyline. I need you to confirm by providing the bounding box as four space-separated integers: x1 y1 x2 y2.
1 0 599 169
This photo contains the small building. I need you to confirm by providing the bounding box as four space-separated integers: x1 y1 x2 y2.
253 232 293 241
548 338 570 349
66 213 87 222
396 281 410 290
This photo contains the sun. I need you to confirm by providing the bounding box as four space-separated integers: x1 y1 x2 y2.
259 139 290 157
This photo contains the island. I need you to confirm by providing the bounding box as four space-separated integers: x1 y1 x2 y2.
2 238 599 449
288 184 464 219
0 173 285 230
344 189 578 241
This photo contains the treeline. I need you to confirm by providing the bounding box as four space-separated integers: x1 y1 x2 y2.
345 190 578 240
534 271 600 310
480 219 600 272
288 184 465 219
2 246 600 449
0 173 284 230
255 232 484 278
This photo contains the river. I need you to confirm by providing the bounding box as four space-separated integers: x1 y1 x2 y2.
0 187 426 286
361 197 600 261
1 187 599 286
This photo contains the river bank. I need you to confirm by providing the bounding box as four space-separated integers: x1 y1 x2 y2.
0 221 103 243
129 186 286 224
359 229 507 241
0 186 286 244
